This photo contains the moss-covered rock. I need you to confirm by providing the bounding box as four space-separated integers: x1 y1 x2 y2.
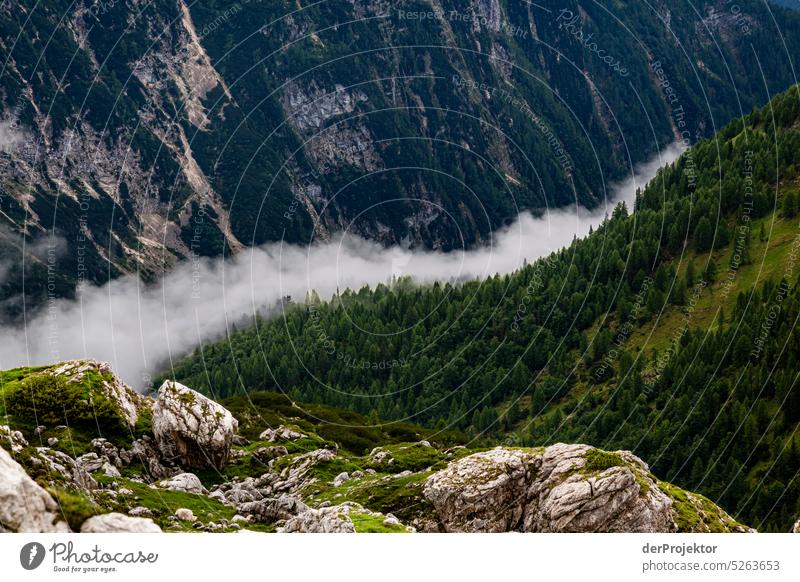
1 360 146 436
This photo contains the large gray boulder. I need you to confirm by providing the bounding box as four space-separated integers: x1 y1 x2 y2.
0 447 69 532
80 513 162 533
152 381 238 470
424 444 745 533
525 444 674 532
423 447 536 532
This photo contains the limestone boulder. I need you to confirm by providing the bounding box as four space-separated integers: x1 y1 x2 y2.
423 447 539 532
152 381 238 470
424 444 745 533
0 447 69 532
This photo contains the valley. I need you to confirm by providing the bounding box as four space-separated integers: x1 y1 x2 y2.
1 1 799 542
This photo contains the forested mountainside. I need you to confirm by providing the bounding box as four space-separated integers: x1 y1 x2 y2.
165 84 800 531
2 0 800 316
771 1 800 10
0 361 751 533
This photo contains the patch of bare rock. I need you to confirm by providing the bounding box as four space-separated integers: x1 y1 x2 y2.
423 444 748 533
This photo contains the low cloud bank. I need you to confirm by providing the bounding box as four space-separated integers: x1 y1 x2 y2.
0 143 683 389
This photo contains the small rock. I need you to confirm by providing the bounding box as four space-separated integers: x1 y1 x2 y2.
175 508 196 522
253 445 289 461
128 507 153 517
76 452 105 473
92 438 122 467
118 437 177 480
158 473 207 495
281 506 355 533
258 425 306 442
369 447 394 466
0 425 28 453
102 462 121 478
238 495 309 523
333 472 350 487
47 437 59 447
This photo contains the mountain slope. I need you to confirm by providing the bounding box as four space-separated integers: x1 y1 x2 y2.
166 83 800 531
0 360 749 533
2 0 800 315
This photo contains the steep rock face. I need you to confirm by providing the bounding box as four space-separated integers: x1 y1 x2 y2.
80 513 162 533
424 445 745 533
152 381 238 470
0 447 69 532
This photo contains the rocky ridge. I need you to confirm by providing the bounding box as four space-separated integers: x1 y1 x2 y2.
0 360 750 534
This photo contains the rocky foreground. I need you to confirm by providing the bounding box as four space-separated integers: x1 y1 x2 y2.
0 360 762 533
